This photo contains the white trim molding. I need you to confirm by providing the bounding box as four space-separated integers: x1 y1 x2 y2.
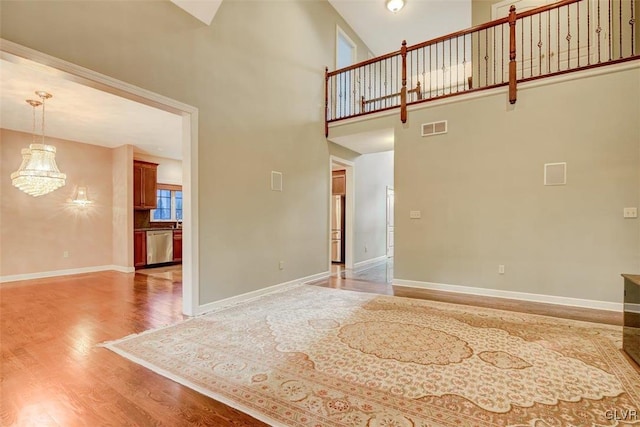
353 255 388 270
196 271 330 315
626 303 640 315
394 279 623 312
1 39 200 316
329 156 355 270
0 265 134 284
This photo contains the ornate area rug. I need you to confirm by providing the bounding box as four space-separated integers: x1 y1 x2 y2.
102 285 640 426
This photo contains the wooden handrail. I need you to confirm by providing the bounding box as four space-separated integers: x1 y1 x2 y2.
327 50 402 77
406 17 510 52
515 0 580 19
361 82 421 106
324 67 329 137
508 5 517 104
400 40 408 123
325 0 640 129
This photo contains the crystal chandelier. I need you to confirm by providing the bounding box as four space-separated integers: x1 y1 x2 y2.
11 91 66 197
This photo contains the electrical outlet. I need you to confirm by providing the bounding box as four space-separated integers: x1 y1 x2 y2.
63 251 69 258
410 210 421 219
498 265 505 274
279 261 284 270
623 207 638 218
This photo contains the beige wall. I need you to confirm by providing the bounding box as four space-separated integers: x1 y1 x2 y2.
472 0 494 26
1 1 371 302
0 129 114 277
112 144 133 269
328 141 359 162
354 151 394 264
637 1 640 55
395 67 640 303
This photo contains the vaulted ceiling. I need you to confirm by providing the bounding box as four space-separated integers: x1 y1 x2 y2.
1 1 473 159
327 0 471 56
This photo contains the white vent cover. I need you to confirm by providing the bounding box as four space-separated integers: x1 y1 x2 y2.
544 162 566 186
421 120 448 137
271 171 283 191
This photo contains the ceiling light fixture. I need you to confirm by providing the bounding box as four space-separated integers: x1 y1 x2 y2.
11 91 66 197
386 0 405 13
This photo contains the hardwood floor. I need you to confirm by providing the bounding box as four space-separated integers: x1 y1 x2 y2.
316 261 622 326
1 263 625 425
1 271 267 426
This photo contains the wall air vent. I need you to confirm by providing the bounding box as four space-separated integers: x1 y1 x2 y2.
421 120 448 137
544 162 567 186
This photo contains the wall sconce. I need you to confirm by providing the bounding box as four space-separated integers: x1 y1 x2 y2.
72 186 93 207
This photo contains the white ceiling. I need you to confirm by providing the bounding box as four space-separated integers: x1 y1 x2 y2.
329 128 394 154
328 0 472 56
170 0 222 25
326 0 471 154
0 59 183 160
0 1 472 160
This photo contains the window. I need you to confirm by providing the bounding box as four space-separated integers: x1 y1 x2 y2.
151 184 183 222
175 191 182 221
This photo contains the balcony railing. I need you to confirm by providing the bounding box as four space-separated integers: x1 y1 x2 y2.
325 0 639 135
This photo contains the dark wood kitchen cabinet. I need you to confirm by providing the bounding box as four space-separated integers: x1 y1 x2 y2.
173 230 182 262
134 230 146 268
332 170 346 195
623 274 640 367
133 160 158 209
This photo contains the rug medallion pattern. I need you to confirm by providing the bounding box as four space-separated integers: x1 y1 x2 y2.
104 285 640 426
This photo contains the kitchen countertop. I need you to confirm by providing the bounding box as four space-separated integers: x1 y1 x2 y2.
135 227 181 231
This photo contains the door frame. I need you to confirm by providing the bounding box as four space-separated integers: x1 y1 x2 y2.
335 25 357 70
1 39 200 316
329 155 355 271
386 186 394 258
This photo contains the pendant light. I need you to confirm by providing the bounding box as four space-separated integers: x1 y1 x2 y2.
11 91 66 197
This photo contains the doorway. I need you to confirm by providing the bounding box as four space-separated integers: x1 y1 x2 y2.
331 169 346 265
386 186 394 258
1 40 200 316
329 156 354 272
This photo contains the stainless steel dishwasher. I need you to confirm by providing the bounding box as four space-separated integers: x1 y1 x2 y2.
146 230 173 265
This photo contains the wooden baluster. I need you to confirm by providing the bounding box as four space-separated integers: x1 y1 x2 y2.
508 5 518 104
400 40 408 123
416 81 422 100
361 95 366 113
324 67 329 137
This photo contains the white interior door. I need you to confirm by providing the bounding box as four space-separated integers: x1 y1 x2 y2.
386 187 394 258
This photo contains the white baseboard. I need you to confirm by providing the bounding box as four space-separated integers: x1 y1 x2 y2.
0 265 135 284
111 265 135 273
353 255 388 270
626 303 640 315
394 278 623 312
196 270 330 315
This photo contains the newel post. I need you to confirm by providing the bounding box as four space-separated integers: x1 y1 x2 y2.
508 5 517 104
324 67 329 137
400 40 408 123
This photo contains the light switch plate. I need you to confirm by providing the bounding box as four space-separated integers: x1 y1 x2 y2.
624 207 638 218
410 210 421 219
